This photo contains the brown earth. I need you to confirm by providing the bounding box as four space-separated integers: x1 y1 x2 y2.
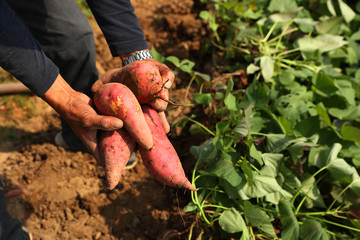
0 1 215 239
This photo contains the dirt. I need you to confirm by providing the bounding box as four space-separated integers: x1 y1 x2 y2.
0 1 212 239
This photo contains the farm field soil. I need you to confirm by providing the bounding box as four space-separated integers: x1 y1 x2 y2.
0 0 208 239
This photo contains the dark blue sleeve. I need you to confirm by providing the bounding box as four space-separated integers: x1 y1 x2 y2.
0 0 59 97
86 0 149 56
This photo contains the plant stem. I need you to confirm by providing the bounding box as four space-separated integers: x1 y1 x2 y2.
186 118 216 136
326 179 359 212
203 204 229 210
291 166 328 205
296 210 347 216
306 215 360 233
262 22 278 43
295 174 326 214
185 74 196 102
191 155 211 226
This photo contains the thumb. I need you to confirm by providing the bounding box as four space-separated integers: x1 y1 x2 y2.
91 115 123 130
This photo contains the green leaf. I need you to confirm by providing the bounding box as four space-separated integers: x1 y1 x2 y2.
269 7 303 23
335 79 356 105
244 9 263 20
281 165 302 194
225 77 234 96
315 17 343 35
299 219 329 240
341 125 360 142
279 200 299 240
189 124 207 136
199 10 212 20
193 93 213 105
279 69 295 85
249 144 263 165
273 91 311 121
190 139 219 164
300 174 326 208
183 201 198 213
315 103 332 127
243 81 270 108
326 0 336 16
294 17 316 33
260 56 275 81
150 47 166 63
241 159 254 185
233 117 248 139
338 0 356 23
298 34 347 53
265 187 293 204
294 116 320 137
247 63 260 74
216 121 231 136
219 208 246 233
268 0 298 12
213 192 235 208
224 93 238 111
239 173 282 199
312 72 339 97
328 158 356 183
194 71 211 84
201 153 242 187
166 57 195 73
260 153 283 177
266 134 297 153
244 202 276 237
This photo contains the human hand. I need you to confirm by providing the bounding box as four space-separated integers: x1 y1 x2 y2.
91 58 174 133
42 74 123 162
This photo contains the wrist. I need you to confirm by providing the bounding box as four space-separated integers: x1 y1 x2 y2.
119 49 150 60
41 74 76 114
120 49 153 66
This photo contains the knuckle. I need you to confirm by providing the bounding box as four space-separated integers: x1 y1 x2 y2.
100 117 111 128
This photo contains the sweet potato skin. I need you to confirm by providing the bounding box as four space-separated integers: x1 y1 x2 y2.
120 61 163 103
99 129 136 190
94 82 153 149
139 105 196 191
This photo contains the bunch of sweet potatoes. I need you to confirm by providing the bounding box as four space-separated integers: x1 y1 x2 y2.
93 81 195 191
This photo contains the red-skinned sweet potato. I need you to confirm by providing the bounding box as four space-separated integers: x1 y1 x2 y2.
139 105 196 191
94 61 179 110
94 82 153 149
99 129 136 190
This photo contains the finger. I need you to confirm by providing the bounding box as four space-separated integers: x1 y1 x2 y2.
91 79 104 93
150 60 175 88
90 115 124 130
157 111 170 133
81 134 102 165
149 98 168 112
91 68 123 93
161 69 175 89
92 145 103 166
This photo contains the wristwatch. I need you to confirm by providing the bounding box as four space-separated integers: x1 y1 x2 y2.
122 50 153 66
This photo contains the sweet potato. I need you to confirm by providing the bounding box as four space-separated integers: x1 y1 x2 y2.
99 129 136 190
94 82 153 149
96 61 179 109
139 105 196 191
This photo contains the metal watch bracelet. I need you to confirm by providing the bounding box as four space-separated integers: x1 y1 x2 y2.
122 50 153 66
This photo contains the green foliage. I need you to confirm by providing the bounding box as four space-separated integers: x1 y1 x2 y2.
178 0 360 239
75 0 92 17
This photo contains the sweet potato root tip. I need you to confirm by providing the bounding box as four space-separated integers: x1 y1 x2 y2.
161 98 183 106
99 129 136 190
139 105 195 191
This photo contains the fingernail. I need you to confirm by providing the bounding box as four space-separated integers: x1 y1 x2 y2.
113 119 123 129
164 78 172 88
